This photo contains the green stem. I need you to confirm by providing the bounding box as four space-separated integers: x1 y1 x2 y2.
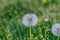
57 36 59 40
30 26 31 40
27 28 28 40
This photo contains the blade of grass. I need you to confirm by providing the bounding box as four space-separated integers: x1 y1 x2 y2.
45 28 46 40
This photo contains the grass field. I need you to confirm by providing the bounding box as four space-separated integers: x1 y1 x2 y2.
0 0 60 40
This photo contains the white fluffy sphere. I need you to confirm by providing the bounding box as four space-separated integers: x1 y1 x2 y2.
52 23 60 36
22 13 38 27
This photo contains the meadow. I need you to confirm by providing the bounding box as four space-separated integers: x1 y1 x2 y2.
0 0 60 40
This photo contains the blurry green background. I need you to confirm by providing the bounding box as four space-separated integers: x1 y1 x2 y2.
0 0 60 40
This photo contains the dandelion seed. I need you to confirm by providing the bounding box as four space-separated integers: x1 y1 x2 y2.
52 23 60 36
22 13 38 27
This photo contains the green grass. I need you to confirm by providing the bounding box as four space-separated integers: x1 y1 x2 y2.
0 0 60 40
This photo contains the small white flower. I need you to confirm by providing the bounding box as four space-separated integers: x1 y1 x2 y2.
44 18 49 22
22 13 38 27
52 23 60 36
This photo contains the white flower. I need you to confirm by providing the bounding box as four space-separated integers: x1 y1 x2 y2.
52 23 60 36
44 18 49 22
22 13 38 27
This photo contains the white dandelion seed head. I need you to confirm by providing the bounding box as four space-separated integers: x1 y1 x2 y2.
52 23 60 36
22 13 38 27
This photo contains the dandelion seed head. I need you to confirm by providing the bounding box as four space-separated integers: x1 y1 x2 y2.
22 13 38 27
52 23 60 36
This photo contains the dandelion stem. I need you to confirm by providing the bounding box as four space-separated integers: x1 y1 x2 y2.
30 26 31 40
27 28 28 40
57 36 59 40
